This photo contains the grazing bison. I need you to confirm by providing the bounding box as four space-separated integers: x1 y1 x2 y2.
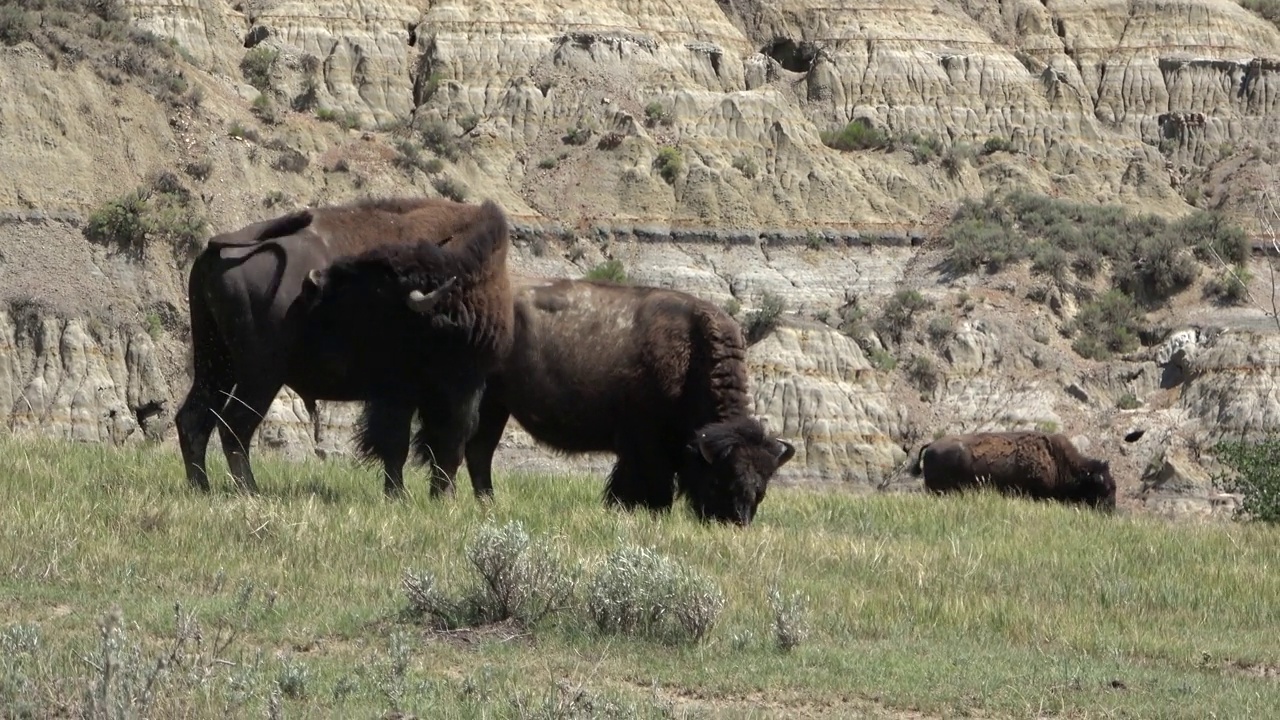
906 431 1116 510
174 196 514 495
372 276 797 525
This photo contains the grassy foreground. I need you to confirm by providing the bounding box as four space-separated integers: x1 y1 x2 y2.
2 436 1280 718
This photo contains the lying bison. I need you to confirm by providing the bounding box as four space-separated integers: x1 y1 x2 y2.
175 196 514 495
907 430 1116 510
366 276 797 525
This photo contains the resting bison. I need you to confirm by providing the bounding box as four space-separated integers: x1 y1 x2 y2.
907 431 1116 510
174 196 514 495
372 276 797 525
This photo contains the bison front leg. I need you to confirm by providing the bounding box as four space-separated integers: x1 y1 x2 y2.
462 381 510 500
354 399 415 497
413 382 485 499
603 442 678 514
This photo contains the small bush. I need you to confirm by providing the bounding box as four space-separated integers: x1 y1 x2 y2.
562 126 592 145
925 315 955 348
418 119 461 161
271 148 309 174
643 102 672 127
1116 393 1141 410
291 79 319 112
868 348 896 371
768 585 810 653
821 119 890 151
227 122 259 142
723 298 742 317
84 172 208 260
183 160 213 181
654 146 683 184
433 176 467 202
732 154 759 178
402 520 579 630
744 291 786 344
1068 289 1144 360
1204 265 1252 306
586 543 725 644
459 113 480 132
1213 433 1280 524
876 289 933 344
905 355 941 395
537 156 558 169
240 46 278 92
982 136 1015 154
584 259 628 283
250 93 278 124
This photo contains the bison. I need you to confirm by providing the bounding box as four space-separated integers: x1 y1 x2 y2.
174 196 514 496
906 430 1116 510
364 276 797 525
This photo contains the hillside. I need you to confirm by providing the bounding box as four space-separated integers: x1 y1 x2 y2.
3 0 1280 518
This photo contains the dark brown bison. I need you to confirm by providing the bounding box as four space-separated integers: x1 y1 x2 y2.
174 196 514 496
906 430 1116 510
367 276 797 525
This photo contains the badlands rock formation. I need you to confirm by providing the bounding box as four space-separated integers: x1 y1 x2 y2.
3 0 1280 517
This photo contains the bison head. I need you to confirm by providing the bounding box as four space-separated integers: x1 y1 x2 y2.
678 416 796 526
302 267 457 315
1076 458 1117 511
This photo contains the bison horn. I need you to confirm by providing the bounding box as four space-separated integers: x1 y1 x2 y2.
406 276 459 314
696 427 716 461
775 439 796 466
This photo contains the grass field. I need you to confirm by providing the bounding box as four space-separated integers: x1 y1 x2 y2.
2 435 1280 718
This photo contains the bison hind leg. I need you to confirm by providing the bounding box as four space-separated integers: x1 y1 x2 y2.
410 377 487 499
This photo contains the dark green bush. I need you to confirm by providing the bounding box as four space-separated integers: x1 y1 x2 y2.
1068 290 1144 360
1213 433 1280 524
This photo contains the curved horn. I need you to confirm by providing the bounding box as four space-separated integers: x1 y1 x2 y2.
406 276 459 314
775 439 796 466
697 432 716 465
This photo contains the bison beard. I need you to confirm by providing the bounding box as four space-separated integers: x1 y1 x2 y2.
175 197 513 496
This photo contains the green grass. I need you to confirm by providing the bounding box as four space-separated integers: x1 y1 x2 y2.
3 435 1280 718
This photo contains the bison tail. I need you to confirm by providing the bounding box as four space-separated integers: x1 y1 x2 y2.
906 443 928 476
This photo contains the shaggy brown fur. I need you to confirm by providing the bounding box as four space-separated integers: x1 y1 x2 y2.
175 196 513 496
403 275 798 525
907 431 1116 510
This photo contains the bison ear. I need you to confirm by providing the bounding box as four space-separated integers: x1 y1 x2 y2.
775 439 796 466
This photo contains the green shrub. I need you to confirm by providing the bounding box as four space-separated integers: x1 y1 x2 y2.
402 520 579 630
418 119 461 161
744 291 786 344
820 120 890 151
941 190 1250 308
1068 290 1144 360
654 146 683 184
240 46 277 92
875 289 932 344
732 154 759 178
905 355 941 395
1116 393 1141 410
432 176 467 202
584 259 628 284
1213 433 1280 523
84 172 207 259
586 543 724 644
1204 265 1252 306
643 102 672 127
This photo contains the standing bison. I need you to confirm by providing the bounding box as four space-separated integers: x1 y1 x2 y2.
175 196 514 495
370 276 797 525
906 431 1116 510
